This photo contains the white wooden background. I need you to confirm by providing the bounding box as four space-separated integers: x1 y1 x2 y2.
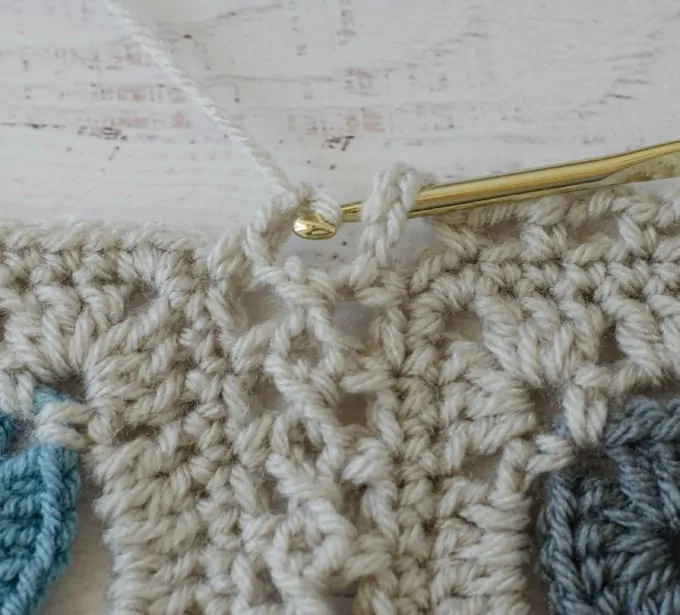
2 0 680 613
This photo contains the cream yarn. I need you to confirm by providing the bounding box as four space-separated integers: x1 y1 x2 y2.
0 163 678 613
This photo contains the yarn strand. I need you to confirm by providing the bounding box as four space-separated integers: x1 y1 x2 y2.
106 0 297 197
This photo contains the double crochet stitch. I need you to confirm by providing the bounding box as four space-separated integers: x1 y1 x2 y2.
0 171 679 612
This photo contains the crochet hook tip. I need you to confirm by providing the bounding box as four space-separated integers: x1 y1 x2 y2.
293 212 338 240
292 140 680 240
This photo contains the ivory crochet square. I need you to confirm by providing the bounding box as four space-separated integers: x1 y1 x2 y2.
2 168 679 614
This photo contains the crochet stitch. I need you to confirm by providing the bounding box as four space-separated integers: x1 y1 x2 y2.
0 388 80 615
539 397 680 615
0 167 679 613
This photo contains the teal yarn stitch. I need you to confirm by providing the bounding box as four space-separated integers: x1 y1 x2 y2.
0 388 80 615
538 397 680 615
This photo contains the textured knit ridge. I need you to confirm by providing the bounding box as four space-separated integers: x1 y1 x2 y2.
0 167 679 614
0 388 80 615
539 397 680 614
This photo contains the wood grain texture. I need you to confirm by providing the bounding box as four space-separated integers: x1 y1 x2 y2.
1 0 680 612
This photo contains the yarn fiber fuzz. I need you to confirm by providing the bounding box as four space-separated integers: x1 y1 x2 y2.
1 167 680 613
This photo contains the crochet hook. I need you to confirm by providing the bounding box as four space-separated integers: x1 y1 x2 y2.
293 140 680 240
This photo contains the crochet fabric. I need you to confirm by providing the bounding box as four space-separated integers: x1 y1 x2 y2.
0 388 80 615
2 167 680 614
539 398 680 615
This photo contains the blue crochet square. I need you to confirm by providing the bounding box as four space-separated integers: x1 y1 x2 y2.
538 397 680 615
0 388 80 615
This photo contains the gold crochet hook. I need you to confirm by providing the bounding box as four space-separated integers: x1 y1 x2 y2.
293 140 680 240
